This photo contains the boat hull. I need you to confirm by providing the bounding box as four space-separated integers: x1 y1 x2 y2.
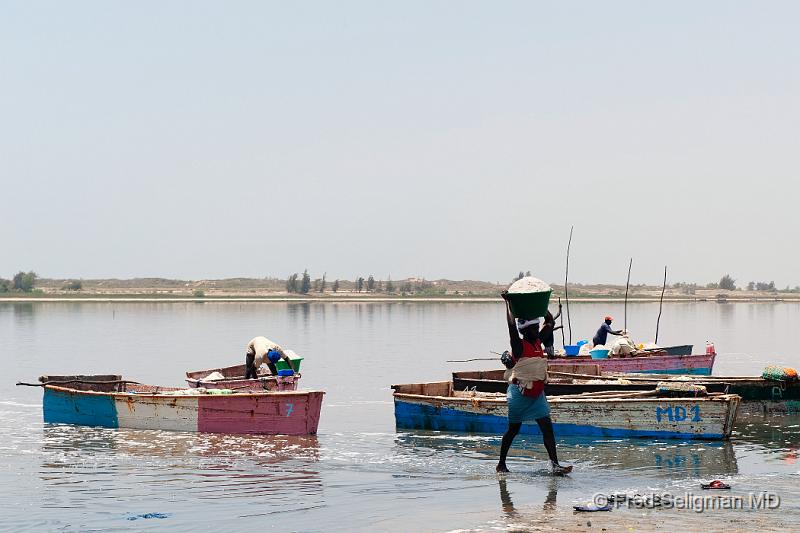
393 384 739 440
43 386 323 435
548 353 715 375
453 370 800 405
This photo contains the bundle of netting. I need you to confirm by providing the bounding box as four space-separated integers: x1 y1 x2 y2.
761 366 799 382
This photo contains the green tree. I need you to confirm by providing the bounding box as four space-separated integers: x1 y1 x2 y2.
367 275 375 292
319 273 326 293
192 288 205 297
0 278 10 293
747 281 755 291
62 280 83 291
300 269 311 294
332 279 339 292
13 271 37 292
356 277 364 293
525 270 532 277
719 274 736 291
385 278 394 293
286 273 298 293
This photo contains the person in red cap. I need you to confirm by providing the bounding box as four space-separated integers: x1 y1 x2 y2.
592 316 623 347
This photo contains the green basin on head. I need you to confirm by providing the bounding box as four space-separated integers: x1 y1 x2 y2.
507 290 552 319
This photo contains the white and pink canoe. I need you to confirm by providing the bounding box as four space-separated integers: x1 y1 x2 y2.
36 375 323 435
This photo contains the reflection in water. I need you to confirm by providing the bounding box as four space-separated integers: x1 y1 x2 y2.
498 477 516 516
12 302 36 324
498 476 560 525
39 425 323 509
394 431 739 478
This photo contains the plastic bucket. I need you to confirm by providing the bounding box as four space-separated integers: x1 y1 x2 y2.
590 349 610 359
564 345 581 356
276 357 303 372
506 290 552 319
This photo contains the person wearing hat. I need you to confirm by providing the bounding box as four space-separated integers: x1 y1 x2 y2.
244 336 295 379
592 316 623 347
496 292 573 475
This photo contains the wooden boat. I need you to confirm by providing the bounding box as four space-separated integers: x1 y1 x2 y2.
392 381 740 440
656 344 693 356
548 351 715 375
36 375 323 435
185 364 301 391
452 370 800 414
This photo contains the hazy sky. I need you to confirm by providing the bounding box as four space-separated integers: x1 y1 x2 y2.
2 2 799 286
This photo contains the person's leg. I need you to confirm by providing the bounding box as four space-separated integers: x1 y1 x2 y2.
536 416 558 463
245 353 257 379
536 416 572 474
496 422 522 472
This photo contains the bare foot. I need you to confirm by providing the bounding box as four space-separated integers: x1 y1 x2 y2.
551 463 573 476
496 464 510 473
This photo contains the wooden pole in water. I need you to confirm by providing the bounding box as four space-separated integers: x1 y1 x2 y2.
655 265 667 344
624 258 632 332
564 226 574 345
558 297 565 348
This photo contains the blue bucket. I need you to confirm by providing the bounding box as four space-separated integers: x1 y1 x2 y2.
564 345 581 356
589 349 610 359
277 369 295 377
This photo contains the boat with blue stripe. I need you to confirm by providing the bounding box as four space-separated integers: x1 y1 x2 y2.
392 381 740 440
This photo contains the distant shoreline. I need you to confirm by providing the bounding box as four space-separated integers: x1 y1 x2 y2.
1 294 798 303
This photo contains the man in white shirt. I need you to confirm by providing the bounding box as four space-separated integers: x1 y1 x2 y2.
245 336 295 379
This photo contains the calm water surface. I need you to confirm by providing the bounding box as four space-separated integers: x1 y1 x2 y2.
1 301 798 531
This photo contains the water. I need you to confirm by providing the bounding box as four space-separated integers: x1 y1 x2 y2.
1 301 798 531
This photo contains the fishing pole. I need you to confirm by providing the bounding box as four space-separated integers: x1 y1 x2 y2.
655 266 667 344
446 351 504 363
624 258 632 332
565 226 573 344
445 357 499 363
558 297 565 348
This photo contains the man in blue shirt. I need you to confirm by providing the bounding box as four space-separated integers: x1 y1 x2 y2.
592 316 623 347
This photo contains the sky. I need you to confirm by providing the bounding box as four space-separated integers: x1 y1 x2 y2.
1 1 799 286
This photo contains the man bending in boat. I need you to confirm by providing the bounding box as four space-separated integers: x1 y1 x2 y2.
497 294 572 475
245 336 296 379
592 316 623 347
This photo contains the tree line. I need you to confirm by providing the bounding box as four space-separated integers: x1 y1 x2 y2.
0 271 38 293
1 271 83 293
284 270 444 295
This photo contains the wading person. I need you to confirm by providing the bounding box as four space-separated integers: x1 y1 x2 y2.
245 336 295 379
592 316 623 347
497 294 572 475
539 306 563 359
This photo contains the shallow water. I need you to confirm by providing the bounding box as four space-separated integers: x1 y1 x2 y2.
1 301 798 531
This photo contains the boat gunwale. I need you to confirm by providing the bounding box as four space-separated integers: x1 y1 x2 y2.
43 384 325 399
392 389 741 405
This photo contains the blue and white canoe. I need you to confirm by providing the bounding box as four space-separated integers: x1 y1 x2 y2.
392 382 740 440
